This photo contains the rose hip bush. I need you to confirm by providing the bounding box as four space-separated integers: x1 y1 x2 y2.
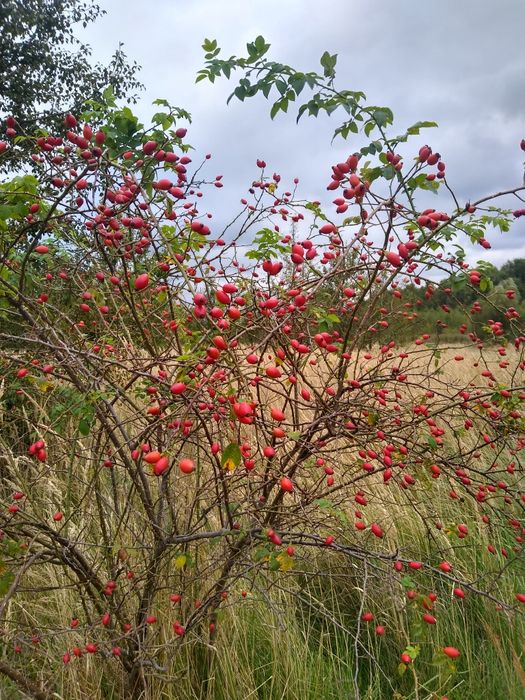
0 39 525 700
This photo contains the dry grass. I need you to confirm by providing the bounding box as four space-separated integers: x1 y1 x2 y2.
1 345 525 699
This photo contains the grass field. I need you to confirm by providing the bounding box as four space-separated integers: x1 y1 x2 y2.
1 344 525 699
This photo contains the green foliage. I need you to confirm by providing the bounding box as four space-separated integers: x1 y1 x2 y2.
319 50 338 78
0 0 142 170
245 227 291 261
81 89 191 161
198 35 438 157
0 539 20 595
197 36 379 143
0 174 40 230
221 443 242 469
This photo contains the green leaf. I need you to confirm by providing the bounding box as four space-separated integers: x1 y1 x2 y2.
314 498 333 509
152 112 173 130
202 38 218 53
78 417 92 436
401 575 416 588
290 76 306 95
221 443 242 470
373 110 390 127
479 277 491 293
269 555 280 571
0 565 14 595
261 81 272 99
102 84 116 106
270 101 281 119
254 545 270 562
364 120 375 137
275 79 287 96
406 120 438 135
254 35 269 54
427 436 438 450
234 85 246 102
320 51 337 78
405 645 420 660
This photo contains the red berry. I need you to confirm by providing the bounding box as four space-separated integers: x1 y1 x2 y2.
443 646 460 659
64 113 77 128
144 451 162 464
134 273 149 291
153 456 169 476
371 523 384 539
423 613 437 625
386 251 402 267
418 145 431 162
179 458 195 474
143 140 157 155
319 223 337 234
280 477 294 492
270 407 285 422
170 382 187 395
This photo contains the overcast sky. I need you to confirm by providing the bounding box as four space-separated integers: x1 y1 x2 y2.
82 0 525 267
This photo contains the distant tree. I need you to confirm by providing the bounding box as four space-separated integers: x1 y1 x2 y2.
496 259 525 298
492 277 520 303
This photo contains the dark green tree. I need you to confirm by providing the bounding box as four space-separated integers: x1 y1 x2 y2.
0 1 142 157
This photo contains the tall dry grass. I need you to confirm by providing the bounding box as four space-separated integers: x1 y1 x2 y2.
0 345 524 699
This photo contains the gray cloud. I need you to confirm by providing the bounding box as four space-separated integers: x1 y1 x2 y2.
81 0 525 265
